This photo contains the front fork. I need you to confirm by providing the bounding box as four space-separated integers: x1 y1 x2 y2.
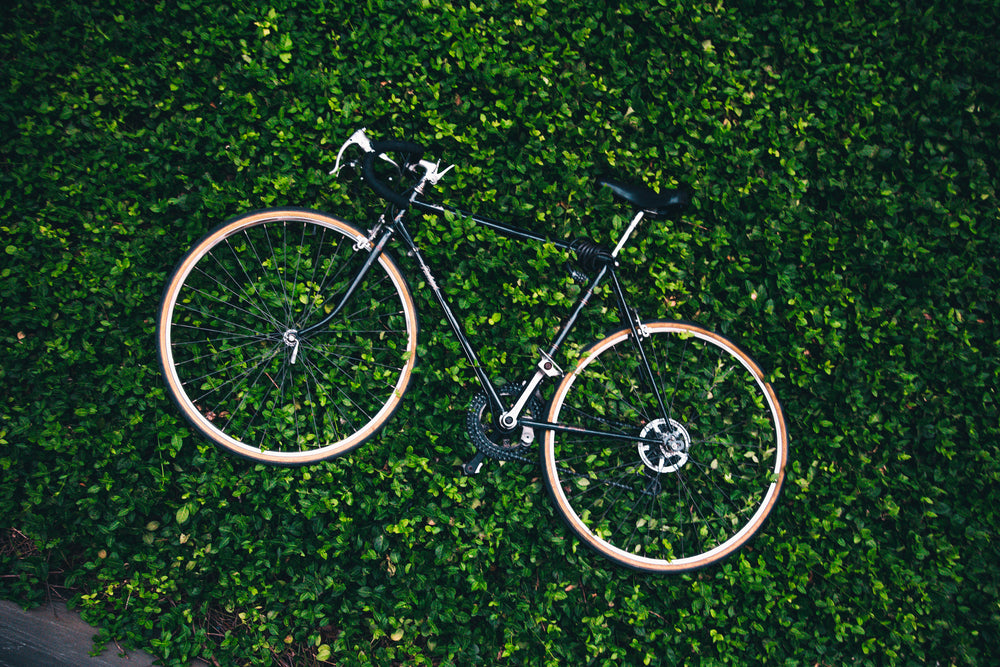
297 210 400 339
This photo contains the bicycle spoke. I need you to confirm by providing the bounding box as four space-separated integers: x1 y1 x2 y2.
222 235 285 332
159 211 417 464
191 260 284 333
544 321 786 572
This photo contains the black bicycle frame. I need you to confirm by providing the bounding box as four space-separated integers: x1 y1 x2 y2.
306 196 670 443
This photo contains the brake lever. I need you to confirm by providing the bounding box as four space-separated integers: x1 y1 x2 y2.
416 159 455 185
331 128 374 176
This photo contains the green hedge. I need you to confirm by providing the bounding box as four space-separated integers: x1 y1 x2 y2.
2 0 998 664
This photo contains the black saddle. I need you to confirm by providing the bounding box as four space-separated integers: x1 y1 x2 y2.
597 176 689 219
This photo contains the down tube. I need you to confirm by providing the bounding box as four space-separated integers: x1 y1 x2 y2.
394 221 505 412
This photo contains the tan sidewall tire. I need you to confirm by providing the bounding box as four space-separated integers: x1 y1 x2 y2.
542 321 787 572
157 209 418 465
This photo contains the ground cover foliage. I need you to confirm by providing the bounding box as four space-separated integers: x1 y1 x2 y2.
1 0 998 663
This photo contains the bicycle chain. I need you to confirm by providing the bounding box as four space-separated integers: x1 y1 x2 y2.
464 384 668 493
465 382 543 464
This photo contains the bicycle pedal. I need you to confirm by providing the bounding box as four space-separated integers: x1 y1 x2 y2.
461 451 486 476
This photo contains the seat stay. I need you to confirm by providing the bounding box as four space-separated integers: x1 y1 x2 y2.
607 267 672 426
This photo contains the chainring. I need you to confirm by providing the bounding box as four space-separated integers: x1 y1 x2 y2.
465 382 543 463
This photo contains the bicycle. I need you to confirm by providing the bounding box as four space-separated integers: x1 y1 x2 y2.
156 128 788 572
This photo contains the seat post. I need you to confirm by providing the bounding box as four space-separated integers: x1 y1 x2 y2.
611 210 645 258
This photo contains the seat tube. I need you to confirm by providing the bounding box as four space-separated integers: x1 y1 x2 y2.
544 264 608 358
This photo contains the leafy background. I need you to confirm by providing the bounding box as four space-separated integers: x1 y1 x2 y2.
2 0 998 664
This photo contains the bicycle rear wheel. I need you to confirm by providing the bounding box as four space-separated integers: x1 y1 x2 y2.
542 321 787 572
157 209 418 465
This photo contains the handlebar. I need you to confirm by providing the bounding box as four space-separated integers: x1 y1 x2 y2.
333 128 453 209
362 140 424 208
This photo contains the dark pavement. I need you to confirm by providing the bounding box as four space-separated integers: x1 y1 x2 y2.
0 600 157 667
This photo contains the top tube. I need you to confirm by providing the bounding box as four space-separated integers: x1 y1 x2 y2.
411 199 575 252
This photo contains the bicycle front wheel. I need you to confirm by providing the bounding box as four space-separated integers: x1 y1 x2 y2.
157 209 418 465
542 321 787 572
